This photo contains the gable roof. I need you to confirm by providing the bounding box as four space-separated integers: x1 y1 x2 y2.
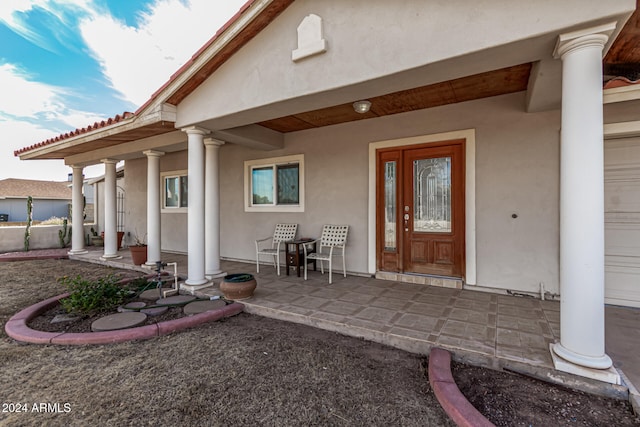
0 179 72 200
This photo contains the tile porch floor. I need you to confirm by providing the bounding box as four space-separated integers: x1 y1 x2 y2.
71 248 640 396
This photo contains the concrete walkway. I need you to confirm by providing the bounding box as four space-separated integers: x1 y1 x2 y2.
67 248 639 403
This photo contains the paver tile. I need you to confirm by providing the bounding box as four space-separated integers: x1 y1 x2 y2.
290 295 331 310
338 292 377 305
352 285 388 296
436 335 495 356
413 294 455 306
318 300 363 316
405 302 448 317
497 304 544 319
370 296 411 311
356 306 398 324
458 291 496 302
449 308 492 325
393 313 440 330
388 326 434 341
344 317 391 333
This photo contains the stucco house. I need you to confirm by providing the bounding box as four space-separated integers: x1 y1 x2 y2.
0 178 72 222
14 0 640 382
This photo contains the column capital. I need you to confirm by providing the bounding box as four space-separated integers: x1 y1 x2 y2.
181 126 210 136
553 22 616 59
100 158 119 165
143 150 165 158
204 137 225 147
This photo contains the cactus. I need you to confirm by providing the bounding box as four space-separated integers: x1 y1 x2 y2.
58 218 72 248
24 196 33 251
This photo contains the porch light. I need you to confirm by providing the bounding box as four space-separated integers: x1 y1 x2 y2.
353 100 371 114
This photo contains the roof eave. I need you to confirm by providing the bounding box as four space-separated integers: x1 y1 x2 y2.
17 104 177 160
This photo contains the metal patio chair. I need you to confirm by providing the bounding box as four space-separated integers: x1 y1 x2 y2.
303 224 349 284
255 223 298 275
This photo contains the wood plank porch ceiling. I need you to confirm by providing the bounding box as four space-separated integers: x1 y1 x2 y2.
258 63 533 133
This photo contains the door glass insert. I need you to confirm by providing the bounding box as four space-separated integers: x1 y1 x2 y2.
384 161 397 250
413 157 451 233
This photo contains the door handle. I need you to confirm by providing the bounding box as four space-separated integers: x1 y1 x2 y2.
404 213 409 231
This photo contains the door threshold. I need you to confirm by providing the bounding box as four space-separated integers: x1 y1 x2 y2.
375 271 463 289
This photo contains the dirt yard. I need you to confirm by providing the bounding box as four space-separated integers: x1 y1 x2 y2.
1 259 638 426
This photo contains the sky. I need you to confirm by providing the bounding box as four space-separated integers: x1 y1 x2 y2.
0 0 246 182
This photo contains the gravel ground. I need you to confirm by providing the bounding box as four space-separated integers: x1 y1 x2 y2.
1 259 638 426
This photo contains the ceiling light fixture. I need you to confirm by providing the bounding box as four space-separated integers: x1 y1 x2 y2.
353 100 372 114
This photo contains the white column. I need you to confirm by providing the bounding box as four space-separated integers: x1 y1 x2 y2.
182 127 209 289
68 165 87 254
552 24 615 371
101 159 120 259
143 150 165 266
204 138 226 278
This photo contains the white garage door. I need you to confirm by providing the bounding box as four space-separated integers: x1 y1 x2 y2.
605 137 640 308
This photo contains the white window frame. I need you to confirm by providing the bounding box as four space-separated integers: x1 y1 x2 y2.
244 154 304 212
161 170 188 213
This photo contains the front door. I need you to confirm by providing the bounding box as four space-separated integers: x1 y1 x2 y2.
377 140 465 277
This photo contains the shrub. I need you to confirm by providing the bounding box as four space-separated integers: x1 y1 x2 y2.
59 274 132 315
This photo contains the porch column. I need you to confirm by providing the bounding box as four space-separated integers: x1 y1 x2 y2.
68 165 87 254
182 126 210 290
101 159 120 259
143 150 165 266
204 138 226 278
552 24 615 371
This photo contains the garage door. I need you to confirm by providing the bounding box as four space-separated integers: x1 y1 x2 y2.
605 137 640 308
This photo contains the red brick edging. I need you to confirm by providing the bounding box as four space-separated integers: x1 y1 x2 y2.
429 347 496 427
4 293 244 345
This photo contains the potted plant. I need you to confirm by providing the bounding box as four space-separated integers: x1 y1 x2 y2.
97 230 125 250
129 231 147 265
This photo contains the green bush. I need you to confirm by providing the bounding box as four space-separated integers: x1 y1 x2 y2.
59 274 133 315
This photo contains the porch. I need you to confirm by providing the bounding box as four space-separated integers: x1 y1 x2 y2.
70 248 640 400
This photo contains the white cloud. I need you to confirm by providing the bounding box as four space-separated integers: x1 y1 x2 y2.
79 0 246 106
1 0 247 180
0 64 63 117
0 63 106 128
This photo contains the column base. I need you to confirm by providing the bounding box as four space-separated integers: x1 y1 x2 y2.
100 254 122 260
206 270 227 280
181 280 212 294
550 343 620 385
68 249 88 255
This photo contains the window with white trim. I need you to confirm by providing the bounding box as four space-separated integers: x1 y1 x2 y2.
244 154 304 212
162 170 188 212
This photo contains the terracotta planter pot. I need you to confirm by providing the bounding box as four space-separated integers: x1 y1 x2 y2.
129 245 147 266
220 274 257 300
117 231 125 250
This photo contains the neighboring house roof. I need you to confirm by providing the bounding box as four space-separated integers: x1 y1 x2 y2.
0 178 72 200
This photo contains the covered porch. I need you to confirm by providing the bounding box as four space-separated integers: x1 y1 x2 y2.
69 248 639 401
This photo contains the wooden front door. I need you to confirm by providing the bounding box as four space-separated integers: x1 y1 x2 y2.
377 140 465 277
